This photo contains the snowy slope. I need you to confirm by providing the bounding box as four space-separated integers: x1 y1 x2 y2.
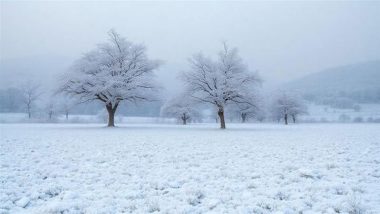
1 123 379 213
284 60 380 103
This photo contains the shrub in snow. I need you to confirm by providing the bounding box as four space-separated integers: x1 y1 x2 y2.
186 189 205 206
274 191 290 201
43 186 63 199
345 194 366 214
332 185 349 195
256 199 276 212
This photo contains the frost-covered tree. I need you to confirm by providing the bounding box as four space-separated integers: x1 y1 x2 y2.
271 92 308 125
45 102 55 120
22 81 42 119
239 105 256 123
181 43 261 129
226 102 257 123
57 96 76 120
60 30 160 126
161 94 200 125
289 100 308 123
61 101 72 120
233 92 264 123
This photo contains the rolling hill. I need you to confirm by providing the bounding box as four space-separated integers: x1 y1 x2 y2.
284 60 380 103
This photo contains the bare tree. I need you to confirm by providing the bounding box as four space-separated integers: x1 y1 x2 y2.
239 105 257 123
233 92 263 123
289 99 308 123
46 102 55 120
271 91 308 125
181 43 261 129
62 102 71 120
60 30 160 127
57 96 76 120
161 94 200 125
22 81 42 119
226 102 256 123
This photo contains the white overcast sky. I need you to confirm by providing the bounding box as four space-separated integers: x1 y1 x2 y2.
1 1 380 91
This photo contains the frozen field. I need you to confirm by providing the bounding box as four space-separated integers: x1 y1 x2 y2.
0 123 379 213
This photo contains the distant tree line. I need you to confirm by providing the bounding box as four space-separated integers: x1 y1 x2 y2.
1 30 311 128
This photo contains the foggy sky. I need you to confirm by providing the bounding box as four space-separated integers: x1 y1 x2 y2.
1 1 380 93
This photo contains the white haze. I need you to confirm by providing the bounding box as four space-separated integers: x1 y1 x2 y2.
1 1 380 95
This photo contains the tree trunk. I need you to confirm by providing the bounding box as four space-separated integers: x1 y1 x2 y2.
27 105 31 119
182 114 187 125
106 107 115 127
292 114 296 123
66 112 69 120
241 113 247 123
106 102 118 127
284 113 288 125
218 108 226 129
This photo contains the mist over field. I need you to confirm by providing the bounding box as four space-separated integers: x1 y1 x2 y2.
1 1 380 213
1 1 380 123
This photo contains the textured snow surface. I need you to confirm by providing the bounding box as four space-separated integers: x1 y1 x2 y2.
0 123 379 213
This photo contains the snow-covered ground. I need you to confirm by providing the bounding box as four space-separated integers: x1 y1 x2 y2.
1 123 379 213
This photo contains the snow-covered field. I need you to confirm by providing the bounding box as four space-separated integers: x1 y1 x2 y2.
1 123 379 213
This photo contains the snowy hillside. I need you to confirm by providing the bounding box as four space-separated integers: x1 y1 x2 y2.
1 123 379 213
285 60 380 103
